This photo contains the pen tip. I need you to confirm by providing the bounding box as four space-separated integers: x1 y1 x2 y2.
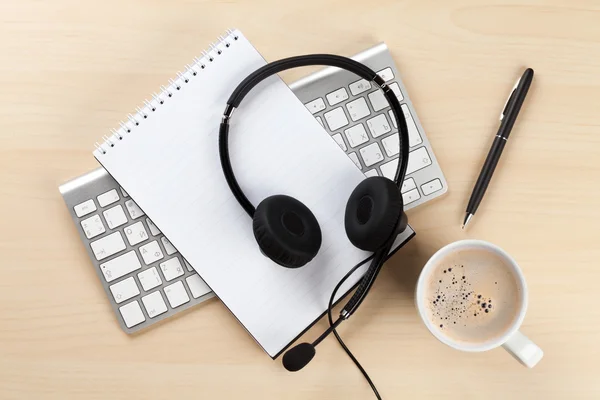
462 213 473 229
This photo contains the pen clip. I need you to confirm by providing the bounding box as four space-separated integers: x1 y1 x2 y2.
500 76 521 121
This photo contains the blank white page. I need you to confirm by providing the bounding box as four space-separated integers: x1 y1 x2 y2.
95 30 413 357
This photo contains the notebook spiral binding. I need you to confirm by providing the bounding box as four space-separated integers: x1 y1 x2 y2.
95 29 239 155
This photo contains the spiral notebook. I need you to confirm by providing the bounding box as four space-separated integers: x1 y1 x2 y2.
93 29 414 358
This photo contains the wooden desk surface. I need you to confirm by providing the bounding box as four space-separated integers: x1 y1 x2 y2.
1 1 599 398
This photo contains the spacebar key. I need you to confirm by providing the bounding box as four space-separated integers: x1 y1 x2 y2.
90 232 126 261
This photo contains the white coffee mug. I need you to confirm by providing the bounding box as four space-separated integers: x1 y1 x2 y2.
415 239 543 367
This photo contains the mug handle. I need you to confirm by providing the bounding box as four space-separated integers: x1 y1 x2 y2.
502 330 543 368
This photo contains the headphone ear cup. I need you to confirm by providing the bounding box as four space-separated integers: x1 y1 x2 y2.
344 177 404 252
253 195 322 268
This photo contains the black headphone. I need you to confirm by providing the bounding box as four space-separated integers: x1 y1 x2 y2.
219 55 410 393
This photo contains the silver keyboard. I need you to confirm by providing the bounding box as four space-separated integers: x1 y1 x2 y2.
60 168 215 333
60 43 447 334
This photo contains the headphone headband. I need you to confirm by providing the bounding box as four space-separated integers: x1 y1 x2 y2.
219 54 410 217
227 55 380 107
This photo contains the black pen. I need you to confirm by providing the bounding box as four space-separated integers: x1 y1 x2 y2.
462 68 534 229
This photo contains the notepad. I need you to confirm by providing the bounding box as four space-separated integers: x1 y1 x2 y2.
94 29 414 357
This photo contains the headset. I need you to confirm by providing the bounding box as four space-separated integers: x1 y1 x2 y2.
219 55 410 399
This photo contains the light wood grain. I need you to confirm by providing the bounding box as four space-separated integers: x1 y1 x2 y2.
1 0 599 398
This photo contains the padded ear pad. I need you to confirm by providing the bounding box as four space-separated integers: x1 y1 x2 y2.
253 195 322 268
344 176 404 252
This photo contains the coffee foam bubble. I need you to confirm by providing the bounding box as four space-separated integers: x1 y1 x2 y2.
424 248 522 345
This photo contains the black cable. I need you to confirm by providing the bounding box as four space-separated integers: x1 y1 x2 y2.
327 260 382 400
342 241 393 318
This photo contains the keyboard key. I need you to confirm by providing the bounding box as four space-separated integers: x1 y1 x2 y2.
138 266 163 291
100 251 142 283
97 189 120 207
80 214 106 239
146 218 161 236
305 98 326 114
74 199 96 217
159 257 184 281
164 281 190 308
359 143 384 167
110 277 140 304
346 98 370 122
183 258 194 272
90 232 126 261
400 105 423 147
331 133 347 151
376 68 394 82
125 200 145 219
407 147 432 175
119 301 145 328
368 90 388 112
120 187 129 197
103 205 128 229
324 107 349 131
344 124 369 148
364 169 379 177
379 147 433 179
326 88 349 106
316 116 324 127
381 134 399 157
366 114 391 138
141 291 168 318
380 159 397 180
186 275 211 298
348 152 362 170
421 178 443 196
388 82 404 101
349 79 371 95
139 241 164 265
402 188 421 205
402 178 416 193
124 221 149 246
161 237 177 255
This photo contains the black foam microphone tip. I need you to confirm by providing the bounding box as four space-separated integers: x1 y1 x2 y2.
282 343 316 372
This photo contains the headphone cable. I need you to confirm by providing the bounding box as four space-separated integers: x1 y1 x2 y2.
327 260 383 400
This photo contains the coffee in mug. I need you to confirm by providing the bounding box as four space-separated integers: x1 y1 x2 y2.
415 240 543 367
424 247 522 345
